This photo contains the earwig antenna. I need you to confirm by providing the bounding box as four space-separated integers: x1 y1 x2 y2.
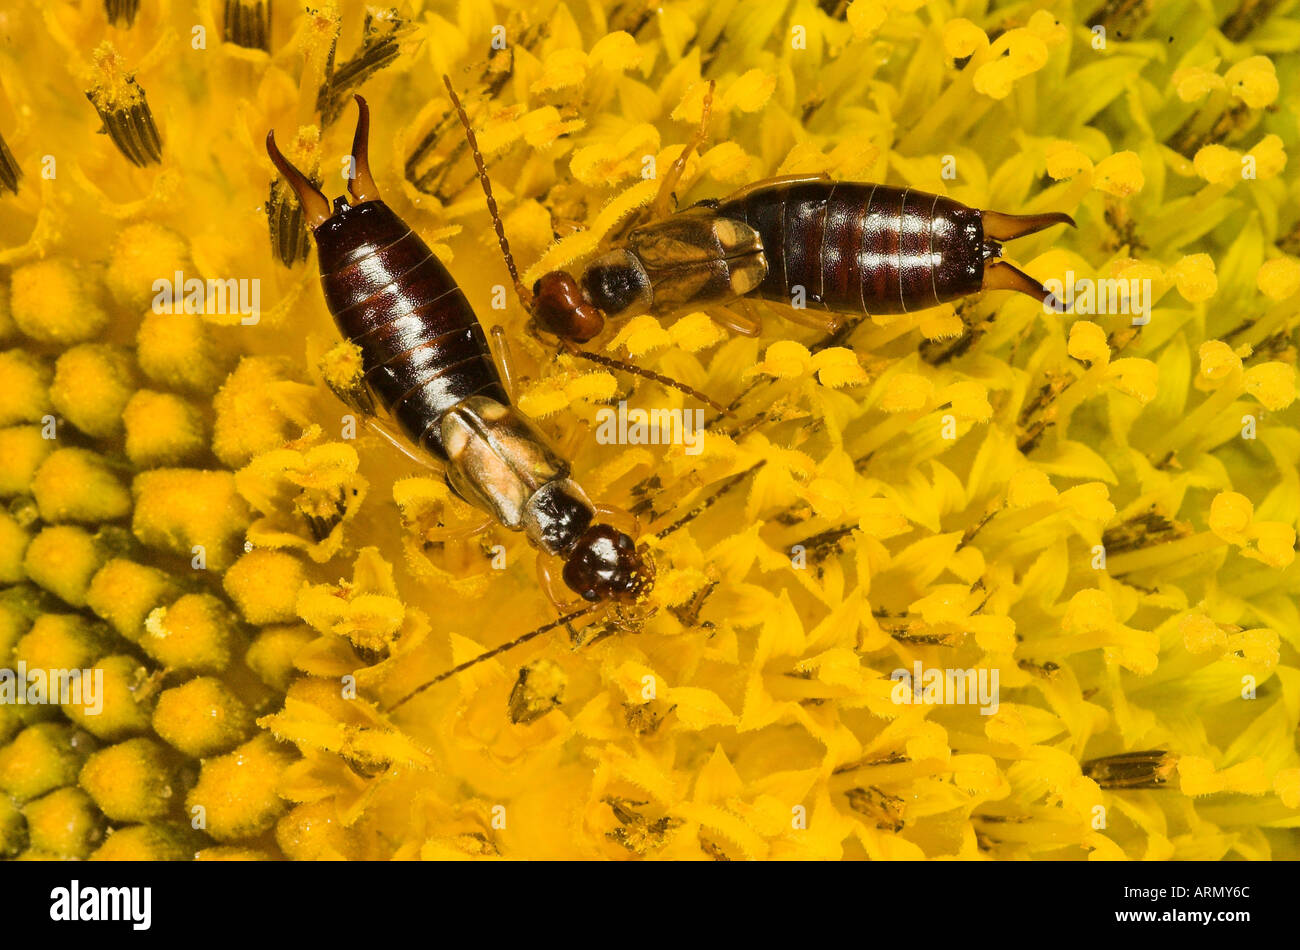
566 345 734 417
386 603 600 711
442 75 532 307
654 462 765 539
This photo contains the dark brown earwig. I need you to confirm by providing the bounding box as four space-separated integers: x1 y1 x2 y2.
266 96 654 615
466 82 1076 345
538 177 1075 342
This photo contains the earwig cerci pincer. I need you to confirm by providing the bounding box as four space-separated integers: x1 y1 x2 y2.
265 96 656 649
456 81 1077 347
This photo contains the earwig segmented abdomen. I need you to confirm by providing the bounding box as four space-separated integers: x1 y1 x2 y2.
716 181 985 316
315 200 508 460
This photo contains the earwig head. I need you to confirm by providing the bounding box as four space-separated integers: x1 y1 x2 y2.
562 524 655 604
532 271 605 342
266 95 381 232
977 208 1077 311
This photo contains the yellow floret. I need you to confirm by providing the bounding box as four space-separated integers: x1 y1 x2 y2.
8 259 108 345
89 823 197 860
140 593 238 672
0 723 88 803
1224 55 1279 109
1198 340 1242 381
195 846 271 860
85 558 181 641
152 677 252 757
106 223 194 311
0 511 29 583
135 310 228 393
49 344 136 438
122 390 207 466
1243 362 1297 411
1193 144 1243 185
186 733 294 842
1208 491 1253 545
0 794 26 857
22 787 105 858
31 448 132 523
61 654 154 740
0 426 53 497
211 356 316 467
78 737 176 821
245 624 314 691
131 468 252 570
0 599 33 666
13 614 107 671
23 525 106 607
0 350 52 426
222 549 307 624
0 281 12 341
276 799 357 859
1256 257 1300 301
318 340 365 397
1093 151 1144 197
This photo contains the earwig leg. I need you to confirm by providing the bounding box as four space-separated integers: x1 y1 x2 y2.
422 516 494 544
982 260 1066 311
982 209 1076 241
709 305 762 337
651 80 716 221
592 504 642 539
347 95 381 203
536 552 584 616
721 172 831 205
489 325 528 402
266 131 331 229
363 418 442 472
766 299 844 334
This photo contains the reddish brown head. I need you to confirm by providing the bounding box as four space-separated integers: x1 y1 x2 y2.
532 271 605 343
562 523 654 603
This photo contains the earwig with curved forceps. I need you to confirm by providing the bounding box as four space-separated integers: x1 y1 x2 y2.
449 79 1077 348
266 96 660 678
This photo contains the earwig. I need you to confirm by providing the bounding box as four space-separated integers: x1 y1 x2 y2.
539 177 1075 340
266 96 655 628
462 81 1076 346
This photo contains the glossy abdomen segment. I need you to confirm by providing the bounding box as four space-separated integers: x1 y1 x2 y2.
716 181 985 315
314 201 507 460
